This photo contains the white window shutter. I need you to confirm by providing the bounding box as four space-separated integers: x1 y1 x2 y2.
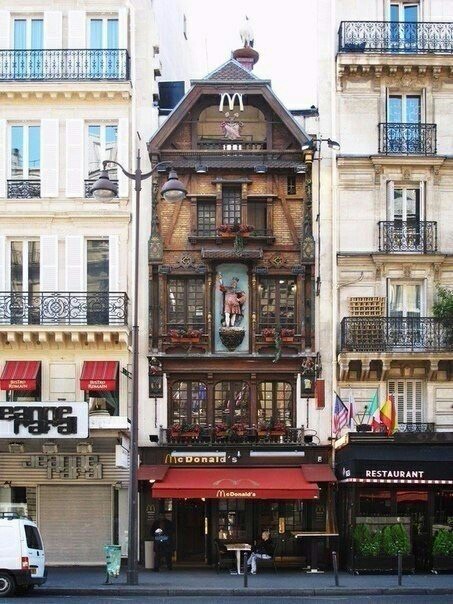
40 235 59 291
41 119 59 198
68 10 86 49
117 118 129 197
0 11 10 48
0 236 5 291
44 12 62 49
386 180 394 220
65 119 84 197
0 119 6 198
419 181 425 220
415 381 422 423
118 7 128 49
109 235 120 291
406 380 413 423
65 236 84 291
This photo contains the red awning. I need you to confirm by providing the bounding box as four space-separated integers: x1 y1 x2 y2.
138 465 169 481
80 361 119 391
152 468 319 500
0 361 40 391
301 464 337 483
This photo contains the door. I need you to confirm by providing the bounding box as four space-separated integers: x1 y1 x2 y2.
13 18 43 79
89 17 119 78
388 95 421 153
388 186 422 251
9 240 40 324
176 499 205 562
23 522 45 579
390 3 418 51
86 239 109 324
396 490 429 571
388 282 423 347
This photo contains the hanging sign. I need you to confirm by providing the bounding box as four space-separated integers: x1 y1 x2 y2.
0 402 89 438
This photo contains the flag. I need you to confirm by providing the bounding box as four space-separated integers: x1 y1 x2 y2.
367 390 381 431
347 390 356 429
381 394 398 435
333 393 348 435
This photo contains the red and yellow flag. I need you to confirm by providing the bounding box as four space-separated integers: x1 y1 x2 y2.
380 394 398 435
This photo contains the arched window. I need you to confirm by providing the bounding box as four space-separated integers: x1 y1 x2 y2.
171 381 207 426
214 381 249 425
257 382 293 426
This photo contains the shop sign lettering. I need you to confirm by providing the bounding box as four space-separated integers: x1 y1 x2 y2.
0 402 88 438
23 455 103 479
165 453 234 465
216 489 257 498
365 469 424 479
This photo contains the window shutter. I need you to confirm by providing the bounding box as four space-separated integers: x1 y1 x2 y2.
386 180 394 220
0 235 5 291
415 381 422 423
388 380 405 423
118 7 128 49
44 11 62 49
108 235 119 291
117 118 129 197
41 119 59 198
65 119 84 197
40 235 58 291
0 11 10 48
68 11 86 48
419 181 425 220
406 380 414 423
0 119 6 198
65 236 84 291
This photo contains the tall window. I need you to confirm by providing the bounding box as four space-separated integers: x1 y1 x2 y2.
87 124 118 180
222 186 241 224
287 172 296 195
248 200 267 234
388 379 423 424
258 277 296 330
214 381 249 425
197 200 216 236
89 17 119 77
10 240 40 324
13 18 43 78
167 278 205 329
171 381 207 426
218 500 246 540
388 95 420 124
87 239 109 324
10 125 40 179
390 3 418 50
388 282 422 318
257 382 293 425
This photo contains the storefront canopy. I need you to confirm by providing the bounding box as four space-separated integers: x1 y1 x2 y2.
80 361 118 391
0 361 40 391
152 467 319 500
301 464 337 483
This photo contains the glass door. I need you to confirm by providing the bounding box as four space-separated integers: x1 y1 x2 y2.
13 18 43 79
388 95 421 153
10 240 40 324
390 187 422 250
86 239 109 324
89 18 119 78
390 3 418 51
388 282 423 347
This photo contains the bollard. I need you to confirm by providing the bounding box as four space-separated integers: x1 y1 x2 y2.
243 551 248 588
332 550 339 587
397 551 402 586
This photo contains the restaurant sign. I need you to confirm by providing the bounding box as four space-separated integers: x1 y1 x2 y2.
0 402 88 438
165 452 239 465
338 459 453 482
216 489 257 498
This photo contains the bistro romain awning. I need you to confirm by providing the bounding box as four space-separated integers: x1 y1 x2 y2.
80 361 119 391
0 361 40 391
301 464 337 483
151 467 319 500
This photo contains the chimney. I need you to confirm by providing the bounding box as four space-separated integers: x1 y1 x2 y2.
232 46 259 72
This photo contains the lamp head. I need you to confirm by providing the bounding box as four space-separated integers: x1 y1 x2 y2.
161 169 187 202
90 169 118 201
327 138 340 150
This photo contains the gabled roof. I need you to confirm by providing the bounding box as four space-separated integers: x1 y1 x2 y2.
201 57 259 82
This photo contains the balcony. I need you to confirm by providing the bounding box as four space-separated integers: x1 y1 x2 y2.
7 180 40 199
397 422 435 433
341 317 452 352
379 123 437 155
0 49 130 81
378 221 437 253
197 139 267 151
85 179 118 199
0 292 128 326
188 227 275 244
338 21 453 54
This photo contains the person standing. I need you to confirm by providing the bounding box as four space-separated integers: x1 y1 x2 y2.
151 515 174 571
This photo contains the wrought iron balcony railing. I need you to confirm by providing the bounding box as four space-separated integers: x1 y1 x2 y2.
85 179 118 198
339 21 453 54
397 422 435 433
0 49 130 80
0 292 128 326
7 180 41 199
379 123 436 155
159 424 311 446
378 221 437 253
341 317 453 352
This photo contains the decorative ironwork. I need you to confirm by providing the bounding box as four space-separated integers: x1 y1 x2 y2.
159 425 308 445
0 292 128 326
0 49 130 80
378 221 437 253
379 123 437 155
85 179 118 198
341 317 452 352
7 180 40 199
397 422 435 433
339 21 453 54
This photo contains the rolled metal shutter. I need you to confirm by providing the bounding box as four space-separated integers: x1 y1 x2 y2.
38 485 112 564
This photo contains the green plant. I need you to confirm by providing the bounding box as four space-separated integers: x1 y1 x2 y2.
353 524 381 557
381 524 410 556
432 529 453 557
433 286 453 322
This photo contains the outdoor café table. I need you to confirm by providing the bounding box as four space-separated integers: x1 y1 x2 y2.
292 532 339 573
225 542 251 574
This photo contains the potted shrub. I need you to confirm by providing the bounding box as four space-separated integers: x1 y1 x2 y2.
352 524 414 573
433 285 453 347
261 327 276 343
432 529 453 572
281 328 295 342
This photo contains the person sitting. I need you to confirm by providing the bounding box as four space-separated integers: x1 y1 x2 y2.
247 530 274 574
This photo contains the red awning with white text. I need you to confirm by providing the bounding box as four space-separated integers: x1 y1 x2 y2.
80 361 119 391
0 361 40 391
152 467 319 500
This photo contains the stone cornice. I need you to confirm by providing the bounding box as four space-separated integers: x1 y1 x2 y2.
0 81 131 101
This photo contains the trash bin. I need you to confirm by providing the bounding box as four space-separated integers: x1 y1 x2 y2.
145 540 155 569
104 544 122 583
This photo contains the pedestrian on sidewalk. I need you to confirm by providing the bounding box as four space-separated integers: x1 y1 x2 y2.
151 514 174 571
247 530 274 574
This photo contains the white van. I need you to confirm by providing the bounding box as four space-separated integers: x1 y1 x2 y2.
0 513 47 596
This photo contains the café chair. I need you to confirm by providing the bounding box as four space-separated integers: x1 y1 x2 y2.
215 539 235 573
256 541 279 573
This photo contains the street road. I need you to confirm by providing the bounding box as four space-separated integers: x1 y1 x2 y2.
9 596 452 603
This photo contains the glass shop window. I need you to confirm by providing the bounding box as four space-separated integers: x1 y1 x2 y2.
170 380 207 426
218 499 246 540
214 381 249 425
358 489 392 515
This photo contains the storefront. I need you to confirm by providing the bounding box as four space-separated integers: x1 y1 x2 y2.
335 433 453 572
139 446 337 569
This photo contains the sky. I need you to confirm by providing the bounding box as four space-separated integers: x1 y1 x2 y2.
184 0 318 110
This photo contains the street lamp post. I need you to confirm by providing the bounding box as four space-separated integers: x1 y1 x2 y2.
90 151 186 585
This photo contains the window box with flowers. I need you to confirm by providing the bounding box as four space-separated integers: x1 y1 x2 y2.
170 422 201 440
230 422 247 438
214 422 229 440
261 327 276 343
257 419 287 437
217 224 254 238
168 328 203 343
281 328 295 342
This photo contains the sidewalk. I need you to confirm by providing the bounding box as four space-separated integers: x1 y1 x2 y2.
37 566 453 597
